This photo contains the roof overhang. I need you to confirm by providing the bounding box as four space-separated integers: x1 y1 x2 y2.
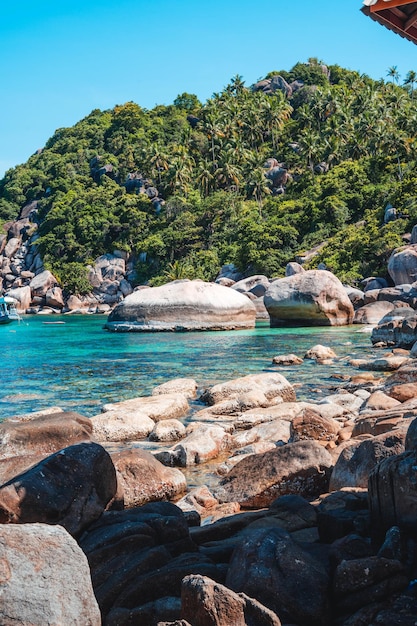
361 0 417 44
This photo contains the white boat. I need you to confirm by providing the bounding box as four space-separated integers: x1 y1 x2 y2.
0 296 21 324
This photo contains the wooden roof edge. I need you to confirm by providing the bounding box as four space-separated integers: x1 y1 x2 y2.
361 5 417 44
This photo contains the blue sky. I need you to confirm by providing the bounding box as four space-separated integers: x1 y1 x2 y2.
1 0 417 179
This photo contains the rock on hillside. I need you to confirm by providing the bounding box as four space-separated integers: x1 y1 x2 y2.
105 279 257 332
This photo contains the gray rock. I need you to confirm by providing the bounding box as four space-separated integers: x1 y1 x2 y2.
264 270 354 327
0 523 101 625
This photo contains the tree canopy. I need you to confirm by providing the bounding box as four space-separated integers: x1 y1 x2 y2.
2 59 417 289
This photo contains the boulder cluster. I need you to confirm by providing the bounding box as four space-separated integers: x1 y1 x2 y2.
0 199 136 313
3 349 417 624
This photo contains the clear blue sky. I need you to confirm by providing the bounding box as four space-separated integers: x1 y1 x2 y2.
1 0 417 179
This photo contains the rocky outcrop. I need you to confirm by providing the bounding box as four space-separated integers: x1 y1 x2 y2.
105 279 257 331
371 309 417 346
264 270 354 326
0 524 101 625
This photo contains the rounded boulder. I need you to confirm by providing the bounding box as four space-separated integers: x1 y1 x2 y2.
264 270 354 327
105 279 256 332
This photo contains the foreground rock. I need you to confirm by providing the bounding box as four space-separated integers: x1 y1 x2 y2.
226 527 329 625
105 279 256 331
181 574 282 626
112 448 186 507
0 442 117 536
0 523 101 625
264 270 354 326
215 440 333 508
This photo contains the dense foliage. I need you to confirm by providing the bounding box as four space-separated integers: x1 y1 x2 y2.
2 59 417 291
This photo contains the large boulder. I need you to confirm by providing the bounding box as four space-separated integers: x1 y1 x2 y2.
353 301 395 325
388 244 417 285
6 285 31 311
264 270 354 326
105 279 256 331
29 269 58 297
0 524 101 625
0 442 117 537
215 440 333 508
371 309 417 347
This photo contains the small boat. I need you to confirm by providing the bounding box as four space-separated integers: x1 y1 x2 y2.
0 296 22 324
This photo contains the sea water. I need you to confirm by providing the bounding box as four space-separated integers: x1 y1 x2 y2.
0 315 378 420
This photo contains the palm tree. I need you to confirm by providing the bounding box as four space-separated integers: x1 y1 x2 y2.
404 70 417 99
247 167 271 214
387 66 400 85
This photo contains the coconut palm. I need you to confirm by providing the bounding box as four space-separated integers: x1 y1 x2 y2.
404 70 417 99
387 66 400 85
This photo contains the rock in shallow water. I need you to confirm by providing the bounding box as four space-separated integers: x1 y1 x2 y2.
105 279 256 331
264 269 354 327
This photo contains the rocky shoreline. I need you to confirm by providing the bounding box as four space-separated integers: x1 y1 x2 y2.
2 340 417 624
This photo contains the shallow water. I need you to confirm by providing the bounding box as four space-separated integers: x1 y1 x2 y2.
1 315 378 420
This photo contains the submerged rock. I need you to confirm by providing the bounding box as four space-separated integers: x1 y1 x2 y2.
105 279 256 331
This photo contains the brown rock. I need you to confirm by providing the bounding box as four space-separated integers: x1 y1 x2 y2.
0 442 117 537
200 372 295 406
330 431 406 491
363 390 402 411
215 440 333 508
388 382 417 402
353 301 395 325
112 448 186 508
272 353 303 365
264 269 354 327
181 574 282 626
0 411 92 461
290 408 341 443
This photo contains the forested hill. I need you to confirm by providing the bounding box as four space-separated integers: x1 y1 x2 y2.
2 59 417 294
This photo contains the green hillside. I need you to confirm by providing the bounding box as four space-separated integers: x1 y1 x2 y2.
2 59 417 293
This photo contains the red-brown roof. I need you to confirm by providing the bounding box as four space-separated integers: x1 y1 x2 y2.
361 0 417 44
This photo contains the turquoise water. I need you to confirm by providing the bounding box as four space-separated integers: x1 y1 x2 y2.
0 315 378 420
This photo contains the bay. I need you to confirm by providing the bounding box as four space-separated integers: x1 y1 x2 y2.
0 315 377 420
